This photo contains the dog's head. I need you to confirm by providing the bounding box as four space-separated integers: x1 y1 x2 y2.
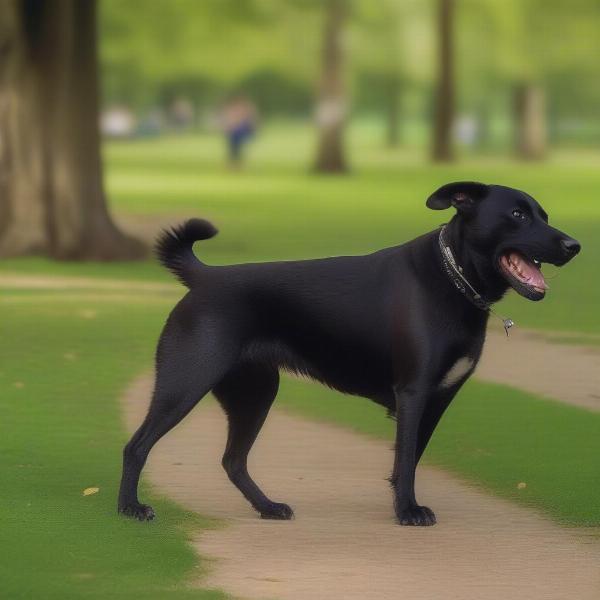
427 181 581 301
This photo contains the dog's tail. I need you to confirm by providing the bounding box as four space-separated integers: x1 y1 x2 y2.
155 219 218 287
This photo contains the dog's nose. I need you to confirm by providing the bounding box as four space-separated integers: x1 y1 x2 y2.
560 238 581 257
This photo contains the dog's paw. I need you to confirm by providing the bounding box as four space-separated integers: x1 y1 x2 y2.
119 502 156 522
396 505 436 526
260 501 294 520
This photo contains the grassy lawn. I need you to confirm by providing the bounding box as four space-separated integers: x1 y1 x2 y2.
1 126 598 597
1 124 599 332
0 289 225 600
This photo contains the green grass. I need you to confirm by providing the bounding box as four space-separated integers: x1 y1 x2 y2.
277 376 600 526
104 130 600 335
2 125 599 596
0 256 170 282
2 124 599 332
0 292 225 600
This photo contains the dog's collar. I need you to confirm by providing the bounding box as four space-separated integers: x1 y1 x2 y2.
438 226 514 336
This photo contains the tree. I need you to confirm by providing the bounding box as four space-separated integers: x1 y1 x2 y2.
465 0 600 159
497 0 548 159
314 0 348 173
351 0 406 148
506 0 600 159
513 82 546 159
384 74 402 147
431 0 455 161
0 0 144 259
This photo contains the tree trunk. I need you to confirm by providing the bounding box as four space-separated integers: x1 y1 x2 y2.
477 102 491 150
386 75 401 148
513 82 547 160
431 0 455 162
0 0 145 260
314 0 347 173
0 0 48 254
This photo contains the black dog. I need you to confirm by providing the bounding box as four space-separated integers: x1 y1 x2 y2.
118 181 580 526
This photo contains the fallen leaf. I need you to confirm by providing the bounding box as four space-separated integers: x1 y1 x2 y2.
82 487 100 496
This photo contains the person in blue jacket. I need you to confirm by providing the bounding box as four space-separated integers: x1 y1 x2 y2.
221 95 258 167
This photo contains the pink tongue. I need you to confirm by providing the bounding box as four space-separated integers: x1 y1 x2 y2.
510 252 547 289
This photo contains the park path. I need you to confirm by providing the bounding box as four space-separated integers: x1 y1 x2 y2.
479 326 600 412
123 373 600 600
0 273 177 292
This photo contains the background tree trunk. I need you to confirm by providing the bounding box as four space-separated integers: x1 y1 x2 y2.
477 102 491 151
0 0 48 254
0 0 145 260
386 75 401 148
513 82 547 160
314 0 347 173
431 0 455 162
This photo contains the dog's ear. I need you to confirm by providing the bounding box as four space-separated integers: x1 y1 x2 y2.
426 182 490 211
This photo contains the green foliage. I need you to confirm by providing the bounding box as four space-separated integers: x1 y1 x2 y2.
236 69 313 115
156 75 223 112
459 0 600 137
351 0 433 83
99 0 320 112
99 0 600 137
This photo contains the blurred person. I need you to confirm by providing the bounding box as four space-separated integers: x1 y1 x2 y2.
169 97 195 130
455 115 478 147
220 95 257 168
100 105 136 139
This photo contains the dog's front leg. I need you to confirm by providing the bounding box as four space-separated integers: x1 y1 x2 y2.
391 382 436 526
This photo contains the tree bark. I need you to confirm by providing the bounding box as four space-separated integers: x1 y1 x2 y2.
314 0 348 173
513 82 547 160
0 0 48 254
431 0 455 162
0 0 145 260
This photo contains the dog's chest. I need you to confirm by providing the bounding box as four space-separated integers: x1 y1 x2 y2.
439 356 475 389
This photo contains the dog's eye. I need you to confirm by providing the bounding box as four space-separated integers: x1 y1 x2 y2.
512 209 526 220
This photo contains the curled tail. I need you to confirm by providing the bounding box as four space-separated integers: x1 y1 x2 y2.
155 218 218 287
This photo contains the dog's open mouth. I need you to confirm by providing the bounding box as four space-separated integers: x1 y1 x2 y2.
499 251 548 301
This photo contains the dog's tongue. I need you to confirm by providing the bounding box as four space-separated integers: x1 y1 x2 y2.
510 252 548 290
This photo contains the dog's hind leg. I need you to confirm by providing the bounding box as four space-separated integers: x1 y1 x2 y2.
118 318 238 521
213 362 293 520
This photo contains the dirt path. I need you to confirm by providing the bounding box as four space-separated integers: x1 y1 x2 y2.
0 273 178 292
479 327 600 412
123 373 600 600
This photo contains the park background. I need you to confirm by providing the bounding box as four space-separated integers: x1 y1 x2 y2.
0 1 599 598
